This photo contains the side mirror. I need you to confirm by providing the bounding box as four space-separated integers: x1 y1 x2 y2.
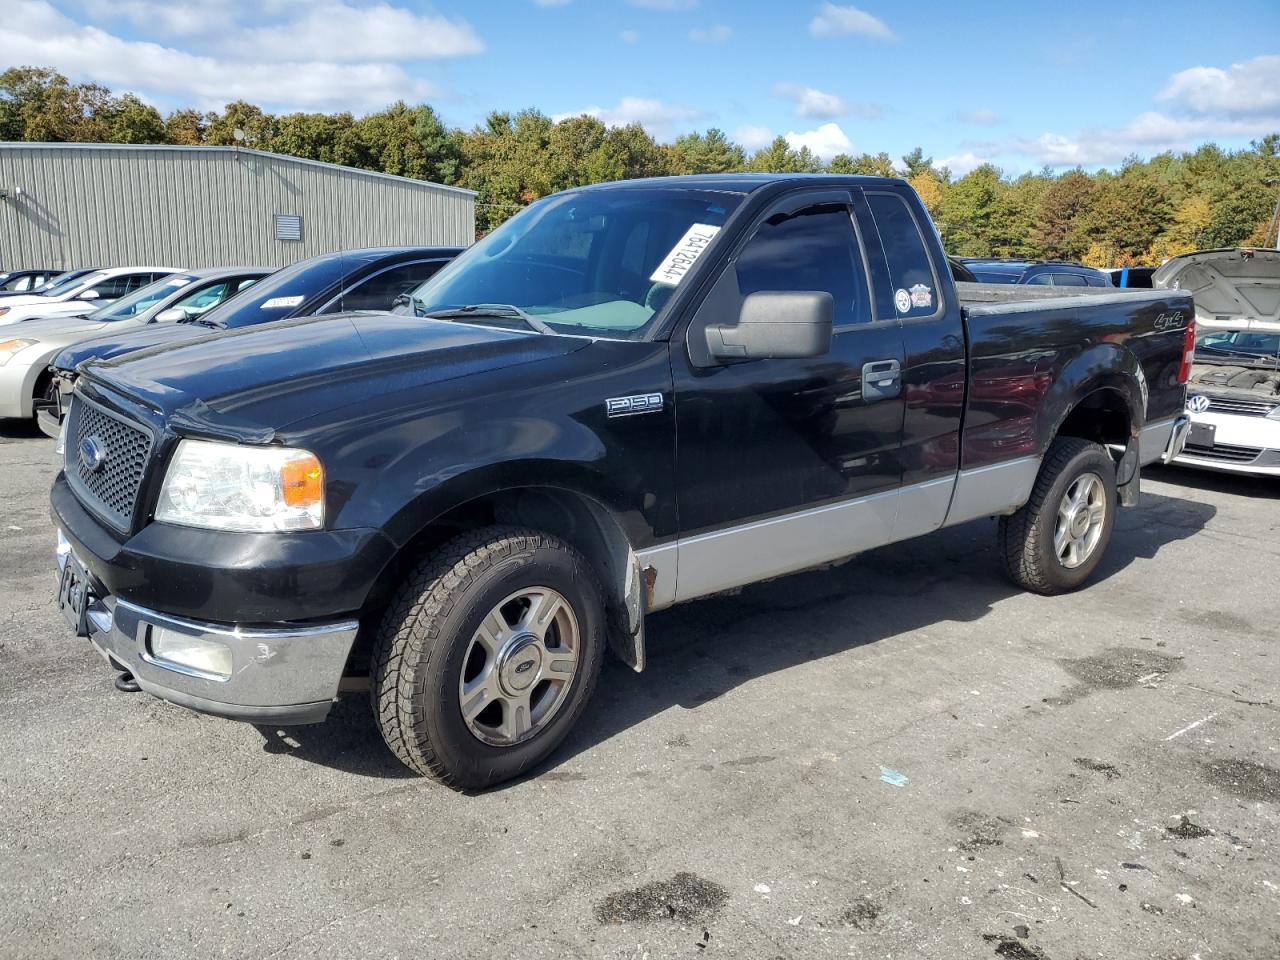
77 289 100 301
705 291 833 362
153 307 188 323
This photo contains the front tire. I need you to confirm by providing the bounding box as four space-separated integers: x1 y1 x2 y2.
370 526 605 790
998 437 1117 595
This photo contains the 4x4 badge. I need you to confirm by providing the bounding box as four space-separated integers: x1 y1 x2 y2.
606 393 664 418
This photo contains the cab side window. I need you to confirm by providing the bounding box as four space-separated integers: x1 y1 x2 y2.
733 203 869 329
864 192 939 317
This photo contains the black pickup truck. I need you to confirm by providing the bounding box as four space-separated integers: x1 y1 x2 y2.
50 174 1194 789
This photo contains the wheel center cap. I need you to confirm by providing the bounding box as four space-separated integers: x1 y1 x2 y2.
497 634 543 694
1070 509 1090 538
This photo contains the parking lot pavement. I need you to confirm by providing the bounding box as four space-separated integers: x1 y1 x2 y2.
1 421 1277 960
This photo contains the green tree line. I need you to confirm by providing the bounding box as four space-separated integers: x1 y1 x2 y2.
3 66 1277 263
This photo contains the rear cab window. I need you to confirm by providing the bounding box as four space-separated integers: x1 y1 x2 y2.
861 191 941 319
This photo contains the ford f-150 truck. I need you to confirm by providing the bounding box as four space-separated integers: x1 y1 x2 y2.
50 174 1193 789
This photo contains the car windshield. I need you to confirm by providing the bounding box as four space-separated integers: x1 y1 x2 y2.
407 188 742 340
1195 329 1280 367
39 270 103 297
90 274 198 321
968 270 1019 284
198 257 355 328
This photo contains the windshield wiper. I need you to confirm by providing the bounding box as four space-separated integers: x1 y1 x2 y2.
176 315 222 329
420 303 554 335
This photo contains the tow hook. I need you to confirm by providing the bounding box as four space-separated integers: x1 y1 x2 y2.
113 671 141 694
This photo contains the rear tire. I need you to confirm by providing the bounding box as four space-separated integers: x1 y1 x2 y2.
370 526 605 790
998 437 1117 595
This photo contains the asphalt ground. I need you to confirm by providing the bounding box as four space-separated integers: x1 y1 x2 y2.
1 418 1277 960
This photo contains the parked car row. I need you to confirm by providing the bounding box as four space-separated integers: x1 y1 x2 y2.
0 247 462 432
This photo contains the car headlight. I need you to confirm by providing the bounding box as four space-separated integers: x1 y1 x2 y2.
156 439 324 532
1268 405 1280 421
0 338 36 366
0 307 10 318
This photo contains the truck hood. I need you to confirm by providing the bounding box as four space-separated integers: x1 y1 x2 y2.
81 312 591 439
54 320 206 371
1153 248 1280 325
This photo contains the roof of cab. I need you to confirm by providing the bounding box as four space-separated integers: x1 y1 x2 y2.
568 173 910 194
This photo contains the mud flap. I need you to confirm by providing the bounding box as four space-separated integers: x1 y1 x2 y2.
1116 441 1140 508
607 552 646 672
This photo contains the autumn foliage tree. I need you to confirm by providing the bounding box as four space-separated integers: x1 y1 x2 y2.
1 64 1277 254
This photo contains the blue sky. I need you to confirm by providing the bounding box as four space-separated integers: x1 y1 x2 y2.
4 0 1278 175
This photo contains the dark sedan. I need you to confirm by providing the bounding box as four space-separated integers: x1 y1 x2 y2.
48 246 463 428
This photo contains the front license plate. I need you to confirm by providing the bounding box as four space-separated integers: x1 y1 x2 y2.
57 553 92 637
1188 422 1216 449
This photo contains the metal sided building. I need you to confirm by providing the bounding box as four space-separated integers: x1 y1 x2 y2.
0 143 475 270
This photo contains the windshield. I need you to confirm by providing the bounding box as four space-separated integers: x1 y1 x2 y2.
91 274 197 321
39 270 103 297
408 188 742 340
1195 329 1280 367
968 270 1019 284
198 258 353 328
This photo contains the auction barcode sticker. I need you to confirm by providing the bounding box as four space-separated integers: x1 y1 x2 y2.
650 224 721 287
261 295 305 309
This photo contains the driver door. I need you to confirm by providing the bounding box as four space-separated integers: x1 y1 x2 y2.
668 189 906 602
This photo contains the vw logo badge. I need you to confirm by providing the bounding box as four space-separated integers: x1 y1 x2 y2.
78 437 107 472
1187 394 1210 414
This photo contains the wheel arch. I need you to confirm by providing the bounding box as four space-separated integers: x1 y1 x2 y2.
354 481 648 677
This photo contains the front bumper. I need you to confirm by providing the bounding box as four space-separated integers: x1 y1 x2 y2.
57 530 360 724
0 351 43 419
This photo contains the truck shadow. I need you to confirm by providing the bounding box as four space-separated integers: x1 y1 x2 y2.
262 490 1214 782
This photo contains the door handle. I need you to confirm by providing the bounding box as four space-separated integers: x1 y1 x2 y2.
861 359 901 401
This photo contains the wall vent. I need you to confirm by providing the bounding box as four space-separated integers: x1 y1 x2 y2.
274 214 303 241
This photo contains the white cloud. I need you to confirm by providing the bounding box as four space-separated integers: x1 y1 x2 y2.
771 82 881 121
774 83 846 119
234 2 483 62
956 108 1000 126
82 0 225 36
1158 54 1280 118
733 125 775 151
619 29 640 43
0 0 443 112
555 97 705 138
809 3 894 40
784 122 854 160
688 24 731 43
628 0 697 9
937 152 988 176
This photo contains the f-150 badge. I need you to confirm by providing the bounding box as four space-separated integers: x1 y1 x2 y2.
606 393 664 417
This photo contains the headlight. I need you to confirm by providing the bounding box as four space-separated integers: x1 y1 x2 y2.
156 439 324 532
0 338 36 366
1268 405 1280 421
0 307 10 318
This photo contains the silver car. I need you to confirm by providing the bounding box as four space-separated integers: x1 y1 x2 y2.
0 267 271 424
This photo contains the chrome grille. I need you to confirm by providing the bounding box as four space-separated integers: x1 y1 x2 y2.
1200 394 1278 418
1182 441 1263 464
65 396 153 531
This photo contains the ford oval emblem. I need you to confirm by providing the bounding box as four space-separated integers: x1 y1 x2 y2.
78 437 107 472
1187 394 1210 414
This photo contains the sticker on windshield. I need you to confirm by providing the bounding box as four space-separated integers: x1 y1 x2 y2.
261 295 305 309
909 283 932 309
894 288 911 314
650 224 721 287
